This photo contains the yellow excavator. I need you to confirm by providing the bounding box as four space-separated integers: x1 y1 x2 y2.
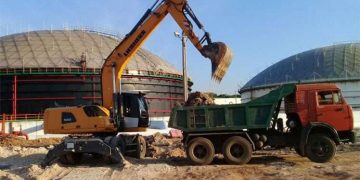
41 0 233 166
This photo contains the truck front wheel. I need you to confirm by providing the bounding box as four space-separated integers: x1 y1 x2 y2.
306 134 336 163
222 136 252 164
186 137 215 165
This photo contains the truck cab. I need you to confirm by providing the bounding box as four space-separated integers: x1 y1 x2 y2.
285 84 354 140
281 83 355 163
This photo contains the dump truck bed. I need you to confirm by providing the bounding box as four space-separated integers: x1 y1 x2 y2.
168 84 295 133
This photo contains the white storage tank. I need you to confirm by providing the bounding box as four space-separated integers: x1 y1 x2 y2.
239 43 360 128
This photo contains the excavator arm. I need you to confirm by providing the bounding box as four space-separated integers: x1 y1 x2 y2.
102 0 233 113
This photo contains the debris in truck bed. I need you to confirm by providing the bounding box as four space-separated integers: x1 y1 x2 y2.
185 91 214 106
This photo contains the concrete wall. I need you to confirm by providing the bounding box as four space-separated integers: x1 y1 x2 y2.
0 120 65 139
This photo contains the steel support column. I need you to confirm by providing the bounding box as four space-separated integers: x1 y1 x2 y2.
12 75 17 119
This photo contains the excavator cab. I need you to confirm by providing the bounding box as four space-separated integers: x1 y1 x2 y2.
119 92 149 131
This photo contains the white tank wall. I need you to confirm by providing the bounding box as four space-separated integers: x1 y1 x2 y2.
240 81 360 128
214 98 241 105
336 81 360 108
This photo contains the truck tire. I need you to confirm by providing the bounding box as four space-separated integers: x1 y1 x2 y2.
136 135 146 159
222 136 252 165
306 134 336 163
186 137 215 165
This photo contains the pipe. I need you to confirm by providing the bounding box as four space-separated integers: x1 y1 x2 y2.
182 31 188 102
112 63 117 95
111 63 118 122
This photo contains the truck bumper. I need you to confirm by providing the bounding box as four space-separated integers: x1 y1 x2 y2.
338 130 357 144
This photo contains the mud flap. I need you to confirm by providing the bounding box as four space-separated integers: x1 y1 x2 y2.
298 128 309 157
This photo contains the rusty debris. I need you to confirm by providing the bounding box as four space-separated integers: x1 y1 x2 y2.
185 91 214 106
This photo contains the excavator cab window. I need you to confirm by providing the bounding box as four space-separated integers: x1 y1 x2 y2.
138 96 149 118
83 106 108 117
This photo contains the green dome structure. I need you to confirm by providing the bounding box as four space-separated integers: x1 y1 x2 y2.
240 43 360 92
239 43 360 128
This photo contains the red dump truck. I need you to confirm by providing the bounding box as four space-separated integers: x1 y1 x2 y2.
169 83 356 165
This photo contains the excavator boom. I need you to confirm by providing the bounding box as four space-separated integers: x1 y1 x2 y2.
102 0 233 111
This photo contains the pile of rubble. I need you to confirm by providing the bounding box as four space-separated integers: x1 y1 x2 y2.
185 91 214 106
0 136 61 147
146 132 185 159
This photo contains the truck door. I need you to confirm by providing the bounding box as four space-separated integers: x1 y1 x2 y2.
315 90 351 131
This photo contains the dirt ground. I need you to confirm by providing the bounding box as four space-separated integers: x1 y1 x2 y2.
0 134 359 180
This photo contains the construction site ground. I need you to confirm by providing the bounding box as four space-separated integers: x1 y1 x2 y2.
0 134 359 180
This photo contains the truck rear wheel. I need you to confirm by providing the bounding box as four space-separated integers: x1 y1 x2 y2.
222 136 252 165
187 137 215 165
306 134 336 163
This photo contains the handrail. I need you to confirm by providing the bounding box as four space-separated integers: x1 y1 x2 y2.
0 67 187 79
0 114 43 121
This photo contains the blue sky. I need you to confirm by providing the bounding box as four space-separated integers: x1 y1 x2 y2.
1 0 360 94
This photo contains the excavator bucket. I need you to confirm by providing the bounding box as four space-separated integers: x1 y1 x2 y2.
202 42 233 81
